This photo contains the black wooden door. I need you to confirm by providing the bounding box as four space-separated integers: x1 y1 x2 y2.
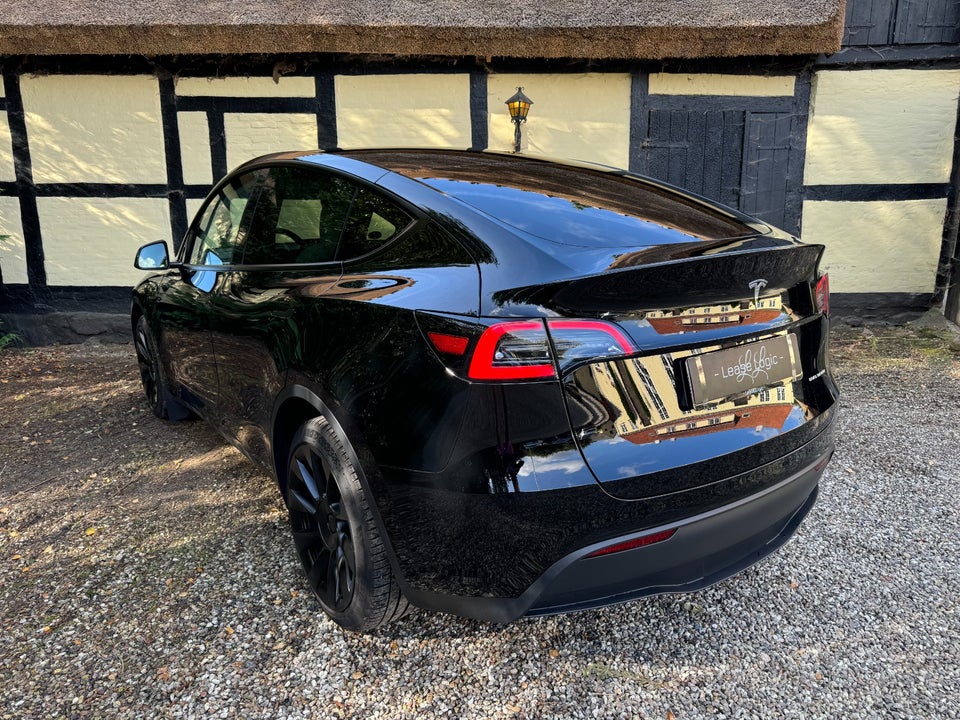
844 0 960 46
740 112 794 231
641 108 745 210
634 95 803 235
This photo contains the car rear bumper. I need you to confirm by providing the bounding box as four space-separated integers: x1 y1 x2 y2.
399 438 832 624
525 449 824 616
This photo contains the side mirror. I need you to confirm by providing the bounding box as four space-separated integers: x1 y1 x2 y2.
135 241 172 270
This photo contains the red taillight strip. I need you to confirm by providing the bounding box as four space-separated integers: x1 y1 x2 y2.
466 319 638 381
467 321 556 381
585 528 677 558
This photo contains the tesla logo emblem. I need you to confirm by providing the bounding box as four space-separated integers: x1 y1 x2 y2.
749 278 768 307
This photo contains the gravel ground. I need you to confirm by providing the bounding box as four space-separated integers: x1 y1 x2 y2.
1 323 959 719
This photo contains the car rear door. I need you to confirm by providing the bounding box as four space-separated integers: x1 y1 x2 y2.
209 165 352 465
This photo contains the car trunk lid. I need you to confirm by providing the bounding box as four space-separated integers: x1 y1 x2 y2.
536 243 831 501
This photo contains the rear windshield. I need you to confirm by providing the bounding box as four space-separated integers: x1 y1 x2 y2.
350 152 758 247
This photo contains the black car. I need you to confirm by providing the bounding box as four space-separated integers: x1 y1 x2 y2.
132 149 838 631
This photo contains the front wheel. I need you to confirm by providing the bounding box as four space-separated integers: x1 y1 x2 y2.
133 315 190 421
285 416 409 631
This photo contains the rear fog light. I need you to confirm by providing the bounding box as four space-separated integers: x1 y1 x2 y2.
586 528 677 558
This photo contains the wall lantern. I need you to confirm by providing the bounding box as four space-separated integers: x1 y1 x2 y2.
504 87 533 153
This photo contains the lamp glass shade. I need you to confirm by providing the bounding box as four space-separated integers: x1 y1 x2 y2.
505 88 533 121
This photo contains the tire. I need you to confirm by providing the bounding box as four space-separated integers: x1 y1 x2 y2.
285 416 409 632
133 315 190 421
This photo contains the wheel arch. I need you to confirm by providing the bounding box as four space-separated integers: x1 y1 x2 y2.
130 296 146 335
271 386 330 498
271 384 378 506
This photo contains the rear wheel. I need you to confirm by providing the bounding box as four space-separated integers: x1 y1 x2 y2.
285 416 409 631
133 315 190 421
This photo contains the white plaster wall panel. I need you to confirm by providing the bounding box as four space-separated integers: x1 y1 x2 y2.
802 199 947 293
0 198 27 284
186 199 206 229
336 74 472 149
38 197 171 286
487 74 631 168
805 69 960 185
178 112 213 185
649 73 795 97
176 76 315 97
223 113 318 172
0 113 14 182
20 75 167 184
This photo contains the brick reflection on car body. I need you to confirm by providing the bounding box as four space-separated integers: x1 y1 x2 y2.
131 149 839 631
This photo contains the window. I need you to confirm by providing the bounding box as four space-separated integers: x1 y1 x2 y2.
241 167 354 266
238 165 414 266
187 173 258 267
337 186 413 260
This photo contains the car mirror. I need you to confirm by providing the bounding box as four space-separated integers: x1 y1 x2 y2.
135 241 171 270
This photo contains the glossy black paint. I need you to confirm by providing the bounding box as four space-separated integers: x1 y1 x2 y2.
132 149 839 623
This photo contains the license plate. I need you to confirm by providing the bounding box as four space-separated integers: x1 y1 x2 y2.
685 334 801 407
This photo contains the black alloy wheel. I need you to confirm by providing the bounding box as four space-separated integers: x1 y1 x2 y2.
134 315 189 421
288 441 356 611
285 417 409 631
134 316 160 410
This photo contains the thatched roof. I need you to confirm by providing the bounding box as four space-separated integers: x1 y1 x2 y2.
0 1 845 60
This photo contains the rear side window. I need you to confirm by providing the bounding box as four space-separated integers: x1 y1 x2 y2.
241 167 354 265
337 187 413 260
239 165 413 265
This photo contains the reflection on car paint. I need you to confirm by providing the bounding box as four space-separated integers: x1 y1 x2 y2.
611 292 802 354
564 327 819 497
328 274 413 300
643 293 788 334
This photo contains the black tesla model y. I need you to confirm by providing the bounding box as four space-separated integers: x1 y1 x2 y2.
131 149 838 631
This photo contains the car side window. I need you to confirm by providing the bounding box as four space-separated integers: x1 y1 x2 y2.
187 173 259 266
336 186 414 261
241 166 355 265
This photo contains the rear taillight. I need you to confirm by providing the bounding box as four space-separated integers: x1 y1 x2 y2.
466 319 634 381
547 320 635 370
468 321 556 380
815 274 830 316
421 315 636 381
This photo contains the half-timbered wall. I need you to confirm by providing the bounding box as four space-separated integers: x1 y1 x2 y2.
1 32 958 316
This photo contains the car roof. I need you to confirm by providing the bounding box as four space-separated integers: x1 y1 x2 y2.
363 149 762 244
235 148 766 248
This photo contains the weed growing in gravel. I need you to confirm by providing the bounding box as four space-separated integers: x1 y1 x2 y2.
0 319 19 352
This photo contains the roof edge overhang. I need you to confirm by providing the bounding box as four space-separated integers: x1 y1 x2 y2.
0 12 846 60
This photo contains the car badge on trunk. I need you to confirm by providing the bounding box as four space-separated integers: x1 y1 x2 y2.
748 278 768 307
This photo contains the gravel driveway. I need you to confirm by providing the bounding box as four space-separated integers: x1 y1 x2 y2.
1 324 958 719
